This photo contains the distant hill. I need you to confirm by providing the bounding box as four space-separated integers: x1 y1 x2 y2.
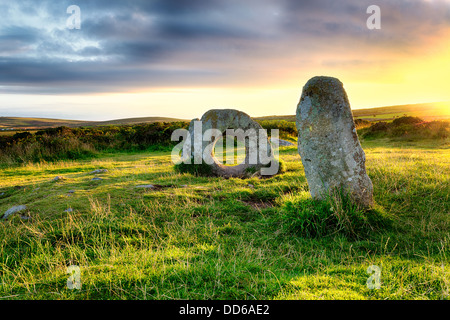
351 102 450 121
254 102 450 122
0 116 188 130
0 117 86 129
1 102 449 131
254 115 296 122
89 117 188 127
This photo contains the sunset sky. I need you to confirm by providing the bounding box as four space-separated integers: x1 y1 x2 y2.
1 0 450 120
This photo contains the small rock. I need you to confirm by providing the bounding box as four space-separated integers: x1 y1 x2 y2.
270 138 295 147
67 190 76 194
2 205 27 220
90 169 108 174
136 184 156 189
248 184 255 188
91 177 103 181
53 176 65 182
64 208 73 213
0 192 4 197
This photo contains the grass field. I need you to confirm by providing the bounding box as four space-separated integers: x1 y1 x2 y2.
0 137 449 300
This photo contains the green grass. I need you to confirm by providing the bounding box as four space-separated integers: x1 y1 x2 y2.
0 140 449 300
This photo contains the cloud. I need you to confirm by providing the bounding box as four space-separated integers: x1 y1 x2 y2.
0 0 449 94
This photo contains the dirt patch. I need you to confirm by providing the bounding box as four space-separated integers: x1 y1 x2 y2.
240 199 274 211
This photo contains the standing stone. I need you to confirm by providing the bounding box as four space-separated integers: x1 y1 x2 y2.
296 76 373 206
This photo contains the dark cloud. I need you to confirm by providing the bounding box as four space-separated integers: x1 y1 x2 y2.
0 55 229 95
279 0 450 44
0 25 42 55
0 0 449 94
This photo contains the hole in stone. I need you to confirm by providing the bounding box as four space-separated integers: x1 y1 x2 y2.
213 134 246 166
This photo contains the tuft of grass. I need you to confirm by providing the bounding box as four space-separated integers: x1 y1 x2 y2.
174 161 214 176
277 190 392 239
359 116 449 141
274 159 287 175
